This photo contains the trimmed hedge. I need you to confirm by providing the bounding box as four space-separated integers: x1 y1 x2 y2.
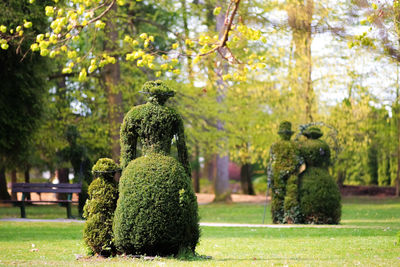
83 158 119 256
299 167 341 224
113 152 199 256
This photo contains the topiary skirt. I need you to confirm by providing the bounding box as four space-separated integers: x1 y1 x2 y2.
113 152 199 256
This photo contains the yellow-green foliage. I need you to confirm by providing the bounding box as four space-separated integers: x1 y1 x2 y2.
299 167 341 224
83 158 118 256
113 152 199 256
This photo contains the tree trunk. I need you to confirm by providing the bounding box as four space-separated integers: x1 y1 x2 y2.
337 169 345 188
0 167 10 200
11 170 17 201
396 67 400 196
103 3 124 163
24 165 31 201
287 0 314 123
57 168 69 201
212 3 231 202
214 154 231 202
397 107 400 196
240 163 255 195
58 168 69 183
203 157 215 181
193 145 200 193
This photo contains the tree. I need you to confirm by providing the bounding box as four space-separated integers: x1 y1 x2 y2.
0 0 52 200
287 0 315 123
348 0 400 194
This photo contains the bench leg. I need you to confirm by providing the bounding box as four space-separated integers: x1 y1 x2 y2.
20 193 26 218
67 194 72 219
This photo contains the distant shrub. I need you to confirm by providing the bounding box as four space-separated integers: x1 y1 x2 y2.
83 158 119 256
113 152 199 256
299 167 341 224
253 175 268 195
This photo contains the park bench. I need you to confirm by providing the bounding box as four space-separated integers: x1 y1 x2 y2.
11 183 81 219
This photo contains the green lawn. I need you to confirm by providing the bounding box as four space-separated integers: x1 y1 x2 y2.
0 196 399 266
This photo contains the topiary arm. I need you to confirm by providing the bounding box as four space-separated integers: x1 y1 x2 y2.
120 109 138 170
176 116 191 178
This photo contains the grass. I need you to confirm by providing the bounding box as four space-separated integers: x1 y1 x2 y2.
0 196 399 266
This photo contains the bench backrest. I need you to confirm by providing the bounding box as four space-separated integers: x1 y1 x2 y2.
12 183 82 193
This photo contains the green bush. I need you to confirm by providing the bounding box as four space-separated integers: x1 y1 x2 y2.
299 167 341 224
253 175 268 195
113 152 199 256
83 158 119 256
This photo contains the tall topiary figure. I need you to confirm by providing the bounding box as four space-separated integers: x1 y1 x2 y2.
268 121 302 224
113 81 199 256
298 127 341 224
83 158 119 256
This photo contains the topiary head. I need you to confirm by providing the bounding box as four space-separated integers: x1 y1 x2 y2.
92 158 120 182
302 127 323 139
141 80 175 105
278 121 294 140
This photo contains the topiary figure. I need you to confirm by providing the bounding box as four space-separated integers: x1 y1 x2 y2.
268 121 302 224
83 158 119 256
113 81 199 256
298 126 341 224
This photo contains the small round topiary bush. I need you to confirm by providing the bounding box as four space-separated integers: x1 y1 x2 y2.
83 158 119 256
113 152 199 256
299 167 341 224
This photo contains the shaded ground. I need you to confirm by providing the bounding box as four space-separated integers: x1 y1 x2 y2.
196 193 268 204
340 185 395 196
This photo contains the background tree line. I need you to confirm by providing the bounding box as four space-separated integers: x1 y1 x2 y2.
1 0 400 201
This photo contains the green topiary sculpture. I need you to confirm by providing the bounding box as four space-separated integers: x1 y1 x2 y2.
83 158 119 256
268 121 303 224
298 127 341 224
113 81 199 256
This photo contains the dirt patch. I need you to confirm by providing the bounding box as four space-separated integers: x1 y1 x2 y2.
196 193 269 205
